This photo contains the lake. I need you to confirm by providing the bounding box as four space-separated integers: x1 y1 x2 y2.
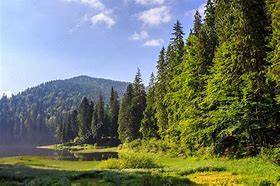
0 145 118 161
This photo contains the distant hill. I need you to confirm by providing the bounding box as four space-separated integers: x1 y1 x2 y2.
0 76 129 144
20 75 129 106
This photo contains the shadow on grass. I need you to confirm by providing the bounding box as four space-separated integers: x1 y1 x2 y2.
0 164 197 186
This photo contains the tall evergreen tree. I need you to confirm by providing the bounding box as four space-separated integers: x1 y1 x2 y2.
163 21 185 141
78 97 92 143
155 48 169 138
92 95 105 143
131 68 147 140
109 87 120 138
118 84 134 142
118 69 146 142
140 73 159 139
202 0 277 149
166 4 217 148
267 0 280 103
193 11 202 36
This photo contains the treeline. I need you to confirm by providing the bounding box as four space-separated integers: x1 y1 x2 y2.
0 76 128 144
57 88 120 145
118 0 280 155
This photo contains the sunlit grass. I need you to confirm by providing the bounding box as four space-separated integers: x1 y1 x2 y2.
97 152 161 169
0 156 99 170
159 156 280 185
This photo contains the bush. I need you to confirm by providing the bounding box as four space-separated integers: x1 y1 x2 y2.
96 159 125 169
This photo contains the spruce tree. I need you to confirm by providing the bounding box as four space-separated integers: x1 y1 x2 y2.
78 97 92 143
155 47 169 138
118 84 134 142
140 73 159 139
109 87 120 138
131 68 146 140
92 95 105 143
267 0 280 103
163 21 185 141
203 0 276 149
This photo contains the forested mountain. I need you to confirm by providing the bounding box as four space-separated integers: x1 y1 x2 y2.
0 76 129 144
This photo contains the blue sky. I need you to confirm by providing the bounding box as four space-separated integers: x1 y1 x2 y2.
0 0 206 96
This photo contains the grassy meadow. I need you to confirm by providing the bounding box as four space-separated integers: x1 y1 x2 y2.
0 145 279 186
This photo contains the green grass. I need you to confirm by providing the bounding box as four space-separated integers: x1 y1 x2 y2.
97 152 161 169
0 156 99 170
0 147 279 185
159 156 280 185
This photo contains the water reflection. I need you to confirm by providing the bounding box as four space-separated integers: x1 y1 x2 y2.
50 150 118 161
0 146 118 161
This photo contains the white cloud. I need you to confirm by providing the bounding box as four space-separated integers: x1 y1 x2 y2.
138 6 171 26
91 11 115 28
135 0 165 6
185 3 206 18
64 0 115 29
129 31 149 41
63 0 105 10
143 39 164 47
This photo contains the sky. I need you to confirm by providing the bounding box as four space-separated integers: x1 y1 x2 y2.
0 0 206 97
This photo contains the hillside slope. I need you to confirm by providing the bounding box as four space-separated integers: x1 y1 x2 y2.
0 76 129 144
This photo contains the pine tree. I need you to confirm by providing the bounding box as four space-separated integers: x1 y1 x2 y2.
118 84 134 142
166 5 217 148
204 0 217 65
78 97 92 143
109 87 120 138
131 69 147 140
92 95 105 143
193 11 202 36
202 0 276 149
118 69 146 142
155 47 169 138
91 106 99 143
140 73 159 139
163 21 185 141
170 20 185 68
267 0 280 103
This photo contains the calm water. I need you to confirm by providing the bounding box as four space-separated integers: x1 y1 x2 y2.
0 145 118 161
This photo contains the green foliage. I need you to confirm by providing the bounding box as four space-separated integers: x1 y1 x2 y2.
259 147 280 165
78 97 93 143
267 0 280 103
108 87 120 138
118 84 134 142
154 47 169 138
140 73 159 139
118 69 146 142
97 152 161 169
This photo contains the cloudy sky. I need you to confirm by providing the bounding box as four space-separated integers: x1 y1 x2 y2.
0 0 206 96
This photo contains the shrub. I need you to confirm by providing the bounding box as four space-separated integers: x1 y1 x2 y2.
96 159 125 169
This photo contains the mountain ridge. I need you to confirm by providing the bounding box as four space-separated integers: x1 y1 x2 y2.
0 75 130 144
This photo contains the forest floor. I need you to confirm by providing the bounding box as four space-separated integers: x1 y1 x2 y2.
0 146 279 186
